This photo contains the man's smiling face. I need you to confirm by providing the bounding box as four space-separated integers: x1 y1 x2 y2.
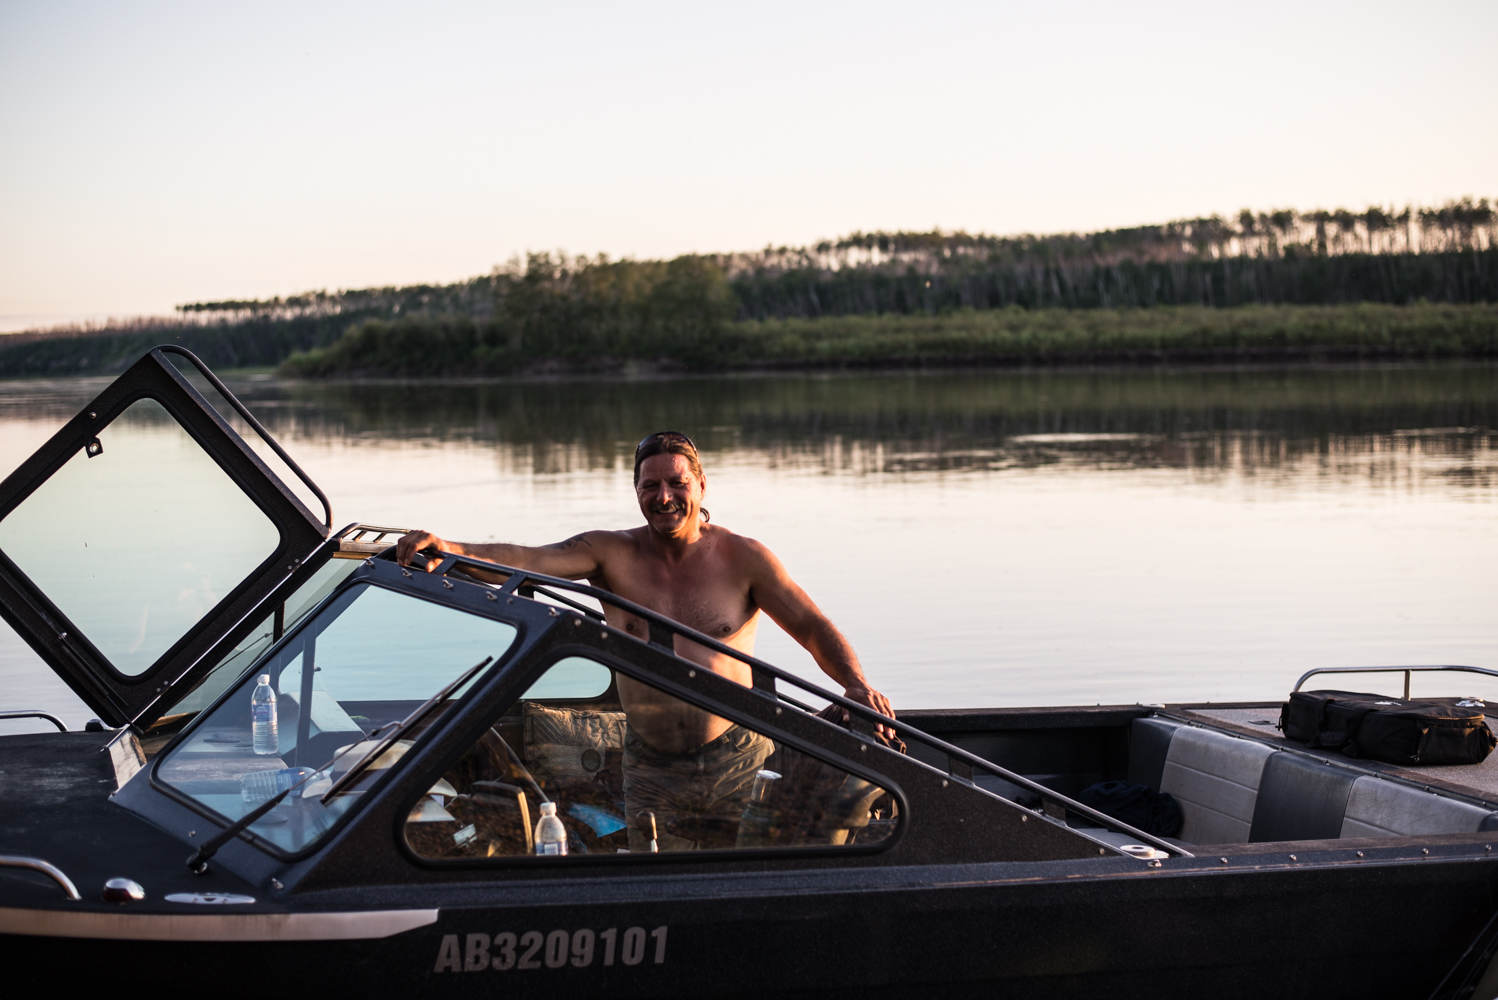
635 453 704 537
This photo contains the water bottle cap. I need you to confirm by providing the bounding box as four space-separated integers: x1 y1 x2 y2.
539 801 557 816
258 674 271 685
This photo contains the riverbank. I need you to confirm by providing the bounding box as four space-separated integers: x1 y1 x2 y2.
277 303 1498 377
2 302 1493 380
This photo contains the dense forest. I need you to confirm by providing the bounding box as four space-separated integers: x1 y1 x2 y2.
2 198 1493 377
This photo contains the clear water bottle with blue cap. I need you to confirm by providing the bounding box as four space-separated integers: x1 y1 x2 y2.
251 675 278 755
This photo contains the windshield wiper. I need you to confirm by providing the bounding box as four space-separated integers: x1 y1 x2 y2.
186 719 400 875
319 655 493 805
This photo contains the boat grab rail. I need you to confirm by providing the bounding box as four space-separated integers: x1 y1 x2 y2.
0 855 81 900
404 549 1192 860
156 346 333 533
1293 665 1498 701
0 710 68 732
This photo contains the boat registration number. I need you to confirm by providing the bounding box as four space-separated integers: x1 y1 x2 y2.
434 925 668 973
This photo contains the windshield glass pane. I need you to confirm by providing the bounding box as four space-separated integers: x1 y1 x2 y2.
0 397 282 677
405 655 898 861
148 556 363 737
157 582 518 854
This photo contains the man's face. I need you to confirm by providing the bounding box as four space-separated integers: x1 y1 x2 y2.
635 453 704 537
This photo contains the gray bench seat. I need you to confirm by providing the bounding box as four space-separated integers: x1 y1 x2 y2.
1130 715 1498 845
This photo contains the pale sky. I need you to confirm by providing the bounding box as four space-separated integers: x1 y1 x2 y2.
2 0 1493 331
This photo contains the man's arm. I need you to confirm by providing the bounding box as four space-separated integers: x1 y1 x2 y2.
741 539 895 723
395 529 610 581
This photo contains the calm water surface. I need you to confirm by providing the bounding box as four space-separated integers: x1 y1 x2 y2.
2 363 1495 730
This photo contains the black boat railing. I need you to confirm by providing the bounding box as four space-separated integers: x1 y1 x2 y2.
1294 665 1498 701
159 345 334 533
404 549 1192 860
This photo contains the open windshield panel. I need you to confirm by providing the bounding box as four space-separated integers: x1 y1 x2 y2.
404 653 898 861
153 581 519 856
0 348 328 726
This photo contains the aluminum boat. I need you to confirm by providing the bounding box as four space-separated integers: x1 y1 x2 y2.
1 347 1496 998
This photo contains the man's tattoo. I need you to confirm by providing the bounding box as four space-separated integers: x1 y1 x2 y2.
549 534 594 551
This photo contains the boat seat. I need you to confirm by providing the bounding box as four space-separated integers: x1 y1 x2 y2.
1157 725 1275 844
1340 776 1498 838
1131 714 1498 845
1127 716 1184 790
1249 750 1356 842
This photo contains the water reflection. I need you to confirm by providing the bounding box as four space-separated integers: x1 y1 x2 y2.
3 365 1494 484
1 363 1494 728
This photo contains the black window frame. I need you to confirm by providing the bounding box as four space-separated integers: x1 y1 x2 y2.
394 641 909 870
0 347 330 726
145 575 531 864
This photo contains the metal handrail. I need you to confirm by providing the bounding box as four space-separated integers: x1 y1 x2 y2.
1293 665 1498 700
0 710 68 732
157 346 334 533
407 550 1190 859
0 855 81 900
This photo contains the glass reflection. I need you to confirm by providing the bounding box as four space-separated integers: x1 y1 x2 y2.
0 398 281 676
157 583 518 854
404 655 897 860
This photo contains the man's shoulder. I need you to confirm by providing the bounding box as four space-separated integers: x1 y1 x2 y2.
705 524 777 565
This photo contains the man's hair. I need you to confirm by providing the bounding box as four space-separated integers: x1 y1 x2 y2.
633 431 709 521
633 431 703 485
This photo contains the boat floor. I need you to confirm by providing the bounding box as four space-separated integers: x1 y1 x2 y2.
1172 703 1498 806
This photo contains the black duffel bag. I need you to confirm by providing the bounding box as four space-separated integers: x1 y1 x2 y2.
1076 781 1183 836
1281 690 1496 766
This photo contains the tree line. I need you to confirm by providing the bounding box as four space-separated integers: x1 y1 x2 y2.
170 197 1495 327
1 198 1491 377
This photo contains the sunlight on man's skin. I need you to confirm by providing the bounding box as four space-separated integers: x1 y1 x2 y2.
394 443 893 750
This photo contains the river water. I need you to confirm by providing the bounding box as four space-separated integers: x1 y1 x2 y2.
1 363 1495 730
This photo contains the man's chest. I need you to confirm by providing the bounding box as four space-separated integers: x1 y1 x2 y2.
594 556 755 636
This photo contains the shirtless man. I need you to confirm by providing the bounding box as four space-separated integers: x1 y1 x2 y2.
395 430 892 850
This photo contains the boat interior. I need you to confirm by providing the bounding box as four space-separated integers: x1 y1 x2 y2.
903 696 1498 854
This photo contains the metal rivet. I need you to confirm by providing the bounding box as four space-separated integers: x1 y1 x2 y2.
188 831 196 838
548 607 559 617
573 619 581 627
1356 851 1365 857
270 878 283 890
1098 848 1106 855
401 569 412 578
506 596 514 604
1422 848 1430 856
600 630 608 639
1487 846 1492 853
687 669 696 678
775 708 782 715
88 411 96 419
860 744 868 752
485 592 496 601
1220 858 1229 864
1288 854 1297 861
442 580 453 589
941 780 948 788
363 558 374 567
1020 814 1027 822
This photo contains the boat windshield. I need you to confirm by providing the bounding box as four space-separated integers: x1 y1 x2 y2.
156 582 518 854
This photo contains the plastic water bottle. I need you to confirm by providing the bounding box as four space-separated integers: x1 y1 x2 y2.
534 801 568 856
251 675 278 755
